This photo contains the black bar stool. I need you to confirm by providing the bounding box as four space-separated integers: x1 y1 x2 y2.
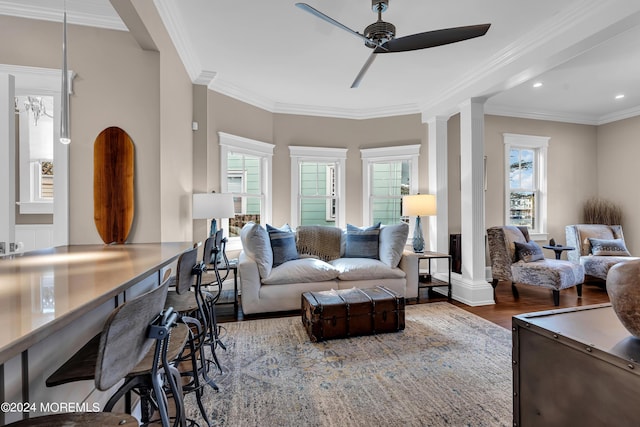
164 243 219 426
9 267 186 427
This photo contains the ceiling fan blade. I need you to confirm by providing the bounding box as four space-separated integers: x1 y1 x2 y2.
295 3 387 50
376 23 491 53
351 52 378 88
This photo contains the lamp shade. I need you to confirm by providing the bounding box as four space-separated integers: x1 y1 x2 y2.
192 193 235 219
402 194 437 217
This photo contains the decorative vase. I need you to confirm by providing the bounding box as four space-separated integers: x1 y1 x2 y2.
606 259 640 338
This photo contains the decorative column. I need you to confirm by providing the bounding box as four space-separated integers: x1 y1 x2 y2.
458 98 494 305
426 116 449 255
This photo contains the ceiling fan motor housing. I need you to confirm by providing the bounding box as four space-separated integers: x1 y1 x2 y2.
364 20 396 47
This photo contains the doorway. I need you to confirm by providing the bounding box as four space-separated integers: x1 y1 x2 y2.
0 65 70 254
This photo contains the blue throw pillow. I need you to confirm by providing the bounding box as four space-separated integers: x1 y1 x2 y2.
344 223 381 259
266 224 299 267
514 241 544 263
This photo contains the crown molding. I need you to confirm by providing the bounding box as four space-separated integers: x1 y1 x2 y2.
419 0 630 119
208 78 276 112
209 76 420 119
597 105 640 125
272 101 420 120
484 104 599 125
0 0 126 30
153 0 202 82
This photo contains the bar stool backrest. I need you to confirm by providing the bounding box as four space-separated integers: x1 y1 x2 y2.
174 245 199 295
203 235 216 265
94 276 170 391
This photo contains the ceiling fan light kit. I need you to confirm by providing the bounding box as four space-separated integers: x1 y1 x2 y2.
296 0 490 88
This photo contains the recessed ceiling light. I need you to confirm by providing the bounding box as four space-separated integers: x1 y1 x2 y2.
615 94 625 99
532 82 543 88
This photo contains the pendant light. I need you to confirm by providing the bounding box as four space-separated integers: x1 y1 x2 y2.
60 2 71 145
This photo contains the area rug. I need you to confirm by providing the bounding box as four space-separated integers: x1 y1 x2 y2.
184 302 512 427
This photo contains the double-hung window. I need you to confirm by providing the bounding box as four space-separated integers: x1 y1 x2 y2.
361 145 420 226
219 132 274 250
503 133 549 238
289 146 347 228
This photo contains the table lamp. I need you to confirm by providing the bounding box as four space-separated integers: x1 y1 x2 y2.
192 192 235 237
402 194 437 253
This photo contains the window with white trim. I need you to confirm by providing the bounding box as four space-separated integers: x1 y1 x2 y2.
361 145 420 226
289 146 347 228
219 132 274 249
503 133 548 237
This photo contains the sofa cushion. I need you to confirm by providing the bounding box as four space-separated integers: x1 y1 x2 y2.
261 258 340 285
515 241 544 262
588 238 631 256
240 222 272 279
266 224 299 267
344 223 381 259
329 258 405 281
379 223 409 268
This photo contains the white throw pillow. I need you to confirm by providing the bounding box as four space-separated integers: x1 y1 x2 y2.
379 223 409 268
240 222 272 279
329 258 406 281
262 258 340 285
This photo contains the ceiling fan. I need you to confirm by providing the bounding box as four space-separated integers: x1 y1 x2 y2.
295 1 491 88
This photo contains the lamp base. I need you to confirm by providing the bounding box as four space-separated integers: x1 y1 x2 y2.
412 216 425 253
209 218 217 237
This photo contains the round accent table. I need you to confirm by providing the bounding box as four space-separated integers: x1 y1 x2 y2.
543 245 575 260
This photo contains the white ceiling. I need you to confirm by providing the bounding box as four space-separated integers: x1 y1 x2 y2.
2 0 640 124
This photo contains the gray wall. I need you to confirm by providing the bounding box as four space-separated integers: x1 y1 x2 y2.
0 1 193 244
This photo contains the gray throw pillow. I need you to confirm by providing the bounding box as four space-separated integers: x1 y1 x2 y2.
379 222 409 267
267 224 299 267
514 241 544 263
240 222 273 279
589 238 631 256
344 223 381 259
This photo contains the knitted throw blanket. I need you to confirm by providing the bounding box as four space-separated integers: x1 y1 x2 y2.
296 225 342 261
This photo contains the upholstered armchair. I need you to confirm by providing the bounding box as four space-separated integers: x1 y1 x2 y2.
487 226 585 306
565 224 639 281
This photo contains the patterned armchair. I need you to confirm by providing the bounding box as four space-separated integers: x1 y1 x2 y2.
565 224 639 281
487 226 585 306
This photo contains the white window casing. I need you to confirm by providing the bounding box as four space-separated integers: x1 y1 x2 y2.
360 144 420 226
289 146 347 229
219 132 274 250
503 133 549 240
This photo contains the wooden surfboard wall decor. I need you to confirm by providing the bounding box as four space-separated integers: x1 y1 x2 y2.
93 126 135 244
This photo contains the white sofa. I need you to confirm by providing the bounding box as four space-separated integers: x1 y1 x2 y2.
238 222 418 315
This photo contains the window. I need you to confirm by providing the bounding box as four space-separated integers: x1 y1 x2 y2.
289 146 347 228
361 145 420 226
219 132 274 249
503 133 548 237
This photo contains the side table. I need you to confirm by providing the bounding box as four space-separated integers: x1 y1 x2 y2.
416 251 452 301
542 245 575 260
205 259 239 318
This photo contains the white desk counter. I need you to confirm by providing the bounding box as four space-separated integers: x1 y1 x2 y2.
0 242 191 423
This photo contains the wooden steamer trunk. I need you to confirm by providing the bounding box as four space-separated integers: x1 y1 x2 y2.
301 286 405 342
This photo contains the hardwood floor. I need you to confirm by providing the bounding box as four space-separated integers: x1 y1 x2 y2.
449 280 610 329
215 280 611 329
